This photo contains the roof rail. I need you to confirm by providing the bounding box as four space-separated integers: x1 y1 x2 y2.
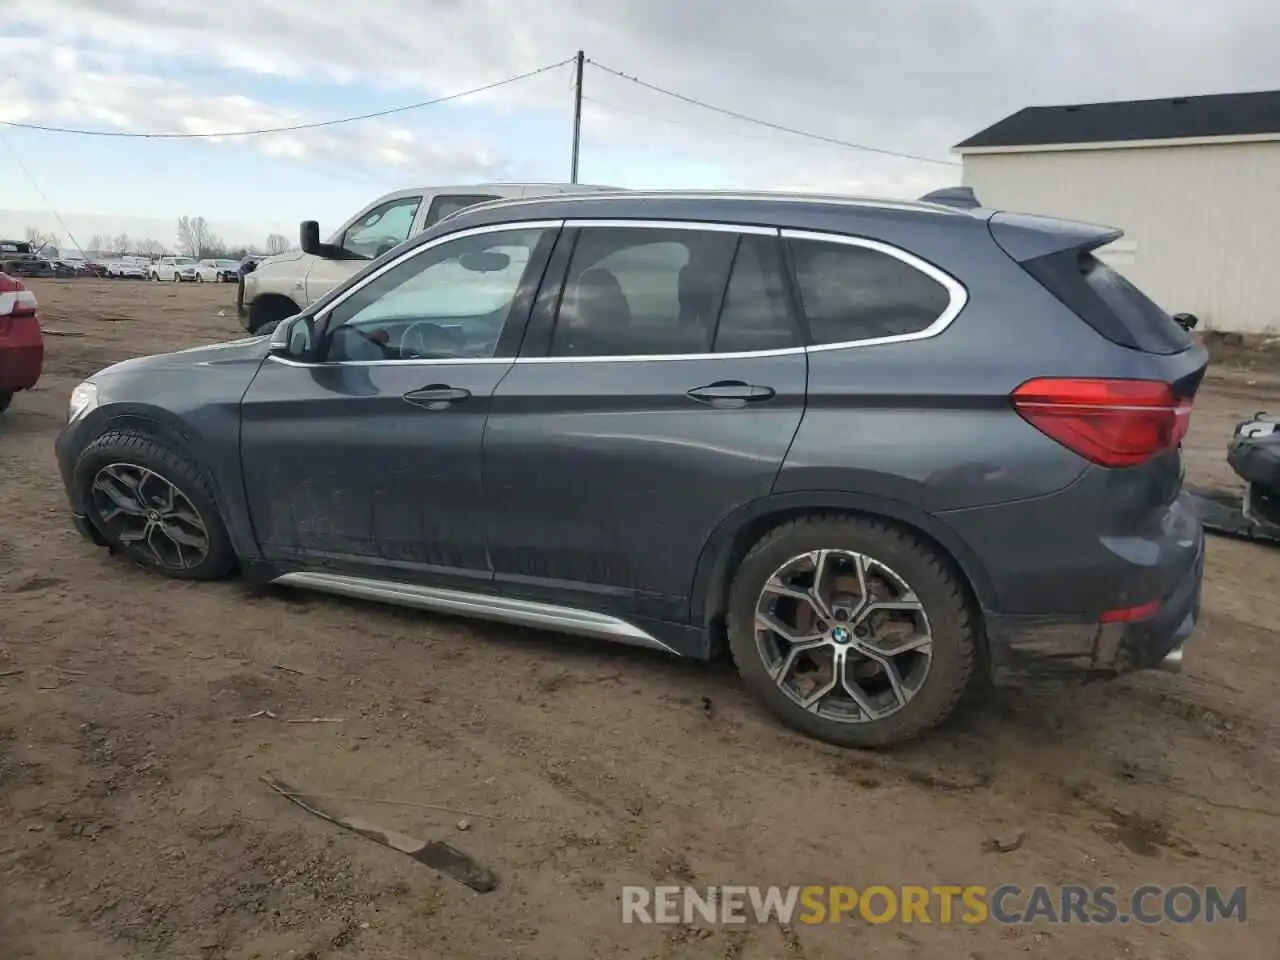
919 186 981 209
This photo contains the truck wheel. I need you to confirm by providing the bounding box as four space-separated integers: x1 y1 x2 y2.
247 298 298 335
74 428 237 581
726 514 978 748
0 390 12 414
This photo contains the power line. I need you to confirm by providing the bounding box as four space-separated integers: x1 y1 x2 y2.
586 59 960 168
582 95 798 146
0 126 87 257
0 59 573 140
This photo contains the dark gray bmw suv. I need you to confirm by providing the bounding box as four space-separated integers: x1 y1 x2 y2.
55 190 1206 747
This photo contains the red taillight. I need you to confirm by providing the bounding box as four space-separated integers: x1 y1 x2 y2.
0 288 38 318
1011 377 1192 468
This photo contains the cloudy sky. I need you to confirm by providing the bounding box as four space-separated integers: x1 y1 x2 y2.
1 0 1277 249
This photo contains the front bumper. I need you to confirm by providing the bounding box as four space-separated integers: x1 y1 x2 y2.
985 532 1204 681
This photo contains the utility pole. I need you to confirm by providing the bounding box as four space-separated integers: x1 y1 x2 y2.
570 50 584 184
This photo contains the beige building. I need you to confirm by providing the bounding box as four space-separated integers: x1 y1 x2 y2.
955 91 1280 335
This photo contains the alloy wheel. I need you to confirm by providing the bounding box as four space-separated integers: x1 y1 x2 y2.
89 463 211 570
754 549 932 723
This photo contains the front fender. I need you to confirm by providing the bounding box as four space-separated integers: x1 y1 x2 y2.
61 401 263 563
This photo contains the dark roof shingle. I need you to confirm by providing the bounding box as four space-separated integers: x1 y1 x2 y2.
954 90 1280 150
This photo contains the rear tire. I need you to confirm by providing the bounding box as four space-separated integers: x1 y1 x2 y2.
726 514 977 748
0 390 12 414
74 428 237 581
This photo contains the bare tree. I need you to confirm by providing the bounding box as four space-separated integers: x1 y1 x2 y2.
88 234 107 255
110 233 132 255
135 238 166 258
265 233 290 255
24 226 57 252
176 216 224 259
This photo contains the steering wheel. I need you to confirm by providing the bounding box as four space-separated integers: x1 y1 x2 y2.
401 321 468 358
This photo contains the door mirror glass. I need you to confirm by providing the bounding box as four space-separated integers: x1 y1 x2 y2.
269 314 315 357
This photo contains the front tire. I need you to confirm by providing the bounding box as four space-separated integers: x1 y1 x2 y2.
246 297 299 335
74 428 237 581
726 514 977 748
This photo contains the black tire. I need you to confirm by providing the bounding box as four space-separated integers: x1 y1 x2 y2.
0 390 12 414
246 297 298 335
74 428 237 581
726 513 977 748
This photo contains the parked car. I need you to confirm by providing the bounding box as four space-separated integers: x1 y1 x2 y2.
0 272 44 414
150 256 196 282
194 259 241 282
105 260 146 280
54 189 1207 748
84 261 111 278
51 259 89 278
238 182 617 333
0 243 54 278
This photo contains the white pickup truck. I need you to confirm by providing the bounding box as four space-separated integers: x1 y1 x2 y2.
237 182 615 333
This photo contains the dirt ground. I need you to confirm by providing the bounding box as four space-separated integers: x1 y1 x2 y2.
2 278 1278 960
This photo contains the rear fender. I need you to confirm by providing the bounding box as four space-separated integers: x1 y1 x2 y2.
688 490 997 629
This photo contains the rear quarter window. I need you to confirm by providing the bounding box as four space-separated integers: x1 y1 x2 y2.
786 238 953 345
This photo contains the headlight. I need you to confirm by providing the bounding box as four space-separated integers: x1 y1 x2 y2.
68 382 100 422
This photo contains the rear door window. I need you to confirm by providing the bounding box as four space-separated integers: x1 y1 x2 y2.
548 227 736 357
712 235 800 353
786 237 953 345
425 194 503 227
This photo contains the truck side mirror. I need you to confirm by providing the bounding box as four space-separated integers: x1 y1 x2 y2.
300 221 322 256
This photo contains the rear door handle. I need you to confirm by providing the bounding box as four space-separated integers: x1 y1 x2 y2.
687 380 776 407
402 384 472 410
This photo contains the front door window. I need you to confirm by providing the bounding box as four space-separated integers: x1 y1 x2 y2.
323 227 550 362
339 195 423 260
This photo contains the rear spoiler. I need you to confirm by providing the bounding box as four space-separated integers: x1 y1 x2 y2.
986 211 1123 263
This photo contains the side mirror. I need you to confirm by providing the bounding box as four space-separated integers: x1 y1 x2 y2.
268 314 316 359
300 220 322 256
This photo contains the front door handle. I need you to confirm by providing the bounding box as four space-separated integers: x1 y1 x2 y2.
402 384 472 410
686 380 776 408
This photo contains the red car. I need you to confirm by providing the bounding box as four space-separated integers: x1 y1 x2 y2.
0 272 44 413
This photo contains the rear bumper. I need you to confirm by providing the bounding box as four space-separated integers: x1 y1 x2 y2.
984 530 1204 681
0 336 44 392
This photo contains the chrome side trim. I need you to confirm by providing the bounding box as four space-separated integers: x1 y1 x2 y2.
781 228 970 352
562 218 777 235
267 354 512 368
469 189 961 217
271 571 679 655
265 224 966 369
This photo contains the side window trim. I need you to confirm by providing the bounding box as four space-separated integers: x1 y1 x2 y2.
780 228 969 351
